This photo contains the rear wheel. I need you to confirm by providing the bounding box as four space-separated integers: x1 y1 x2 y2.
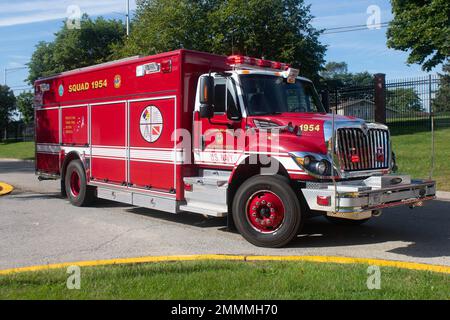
232 175 303 247
65 160 96 207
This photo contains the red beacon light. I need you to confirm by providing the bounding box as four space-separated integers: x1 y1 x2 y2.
227 55 290 71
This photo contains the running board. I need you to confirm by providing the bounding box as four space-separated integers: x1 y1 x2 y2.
179 203 227 217
182 170 230 217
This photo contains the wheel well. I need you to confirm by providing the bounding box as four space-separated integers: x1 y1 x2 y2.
227 157 289 211
61 152 82 182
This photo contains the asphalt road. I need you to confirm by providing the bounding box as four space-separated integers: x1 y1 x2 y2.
0 160 449 270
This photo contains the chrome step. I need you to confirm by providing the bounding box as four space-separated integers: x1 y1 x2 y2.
179 203 227 217
182 170 230 217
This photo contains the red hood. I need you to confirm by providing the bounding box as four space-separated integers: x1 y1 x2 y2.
247 112 365 155
249 112 360 125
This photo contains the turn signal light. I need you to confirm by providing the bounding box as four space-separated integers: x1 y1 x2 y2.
317 195 331 206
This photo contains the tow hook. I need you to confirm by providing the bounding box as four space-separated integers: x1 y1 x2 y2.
372 210 382 217
409 201 424 209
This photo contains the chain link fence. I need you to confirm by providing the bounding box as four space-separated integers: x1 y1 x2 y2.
0 122 34 142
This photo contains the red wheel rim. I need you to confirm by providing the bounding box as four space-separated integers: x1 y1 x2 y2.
246 190 285 233
70 171 81 197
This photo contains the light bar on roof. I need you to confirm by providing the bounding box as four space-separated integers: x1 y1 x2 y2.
227 55 290 71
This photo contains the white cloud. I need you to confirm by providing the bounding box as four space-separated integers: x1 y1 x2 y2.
0 0 136 28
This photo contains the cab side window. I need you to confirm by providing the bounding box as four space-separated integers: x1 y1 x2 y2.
213 77 241 119
227 87 240 119
214 83 226 114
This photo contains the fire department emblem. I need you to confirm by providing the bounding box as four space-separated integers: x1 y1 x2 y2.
114 75 121 89
58 84 64 97
140 106 163 143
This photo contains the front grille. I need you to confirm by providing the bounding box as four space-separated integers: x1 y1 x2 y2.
336 128 390 171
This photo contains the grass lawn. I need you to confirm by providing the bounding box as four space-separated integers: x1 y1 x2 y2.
0 141 34 160
0 260 448 300
391 127 450 191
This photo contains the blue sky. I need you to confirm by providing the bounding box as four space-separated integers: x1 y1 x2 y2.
0 0 441 96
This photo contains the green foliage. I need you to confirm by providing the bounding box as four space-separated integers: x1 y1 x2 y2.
0 85 16 134
433 63 450 113
386 88 422 112
387 0 450 71
16 92 34 125
28 15 126 84
320 61 373 89
115 0 326 81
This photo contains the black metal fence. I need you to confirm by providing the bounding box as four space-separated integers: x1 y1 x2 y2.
327 74 450 132
0 122 34 142
328 82 376 122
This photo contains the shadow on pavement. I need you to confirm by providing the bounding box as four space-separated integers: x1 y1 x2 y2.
128 199 449 259
0 160 34 174
287 200 450 259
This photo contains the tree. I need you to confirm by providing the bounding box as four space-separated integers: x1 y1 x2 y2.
28 15 126 83
114 0 326 81
387 0 450 71
16 92 34 125
0 85 16 139
320 61 348 79
432 62 450 113
320 61 373 89
386 88 422 112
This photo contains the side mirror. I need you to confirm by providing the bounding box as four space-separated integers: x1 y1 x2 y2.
199 76 214 105
199 76 214 119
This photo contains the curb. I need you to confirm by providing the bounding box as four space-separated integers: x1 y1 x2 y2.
0 158 34 163
436 191 450 200
0 254 449 276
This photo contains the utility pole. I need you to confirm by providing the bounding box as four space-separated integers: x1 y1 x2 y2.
126 0 130 37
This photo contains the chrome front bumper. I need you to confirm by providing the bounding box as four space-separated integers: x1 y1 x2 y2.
301 175 435 219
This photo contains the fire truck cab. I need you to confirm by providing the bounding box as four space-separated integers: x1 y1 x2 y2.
34 49 436 247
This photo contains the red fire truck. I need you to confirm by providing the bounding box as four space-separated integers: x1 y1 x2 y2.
34 49 435 247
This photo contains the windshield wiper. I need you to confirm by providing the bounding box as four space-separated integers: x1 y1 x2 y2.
252 111 283 116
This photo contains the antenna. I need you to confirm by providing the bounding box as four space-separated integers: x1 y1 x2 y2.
330 106 338 213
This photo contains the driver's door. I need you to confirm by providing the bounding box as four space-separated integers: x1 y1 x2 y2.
193 75 244 168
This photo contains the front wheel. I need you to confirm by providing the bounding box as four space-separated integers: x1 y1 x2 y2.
232 175 303 247
65 160 96 207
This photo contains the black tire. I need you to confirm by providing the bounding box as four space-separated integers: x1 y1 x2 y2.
60 179 67 198
325 216 371 225
232 175 303 248
65 160 96 207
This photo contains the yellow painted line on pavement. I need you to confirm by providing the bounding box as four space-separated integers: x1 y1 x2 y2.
245 255 450 274
0 254 449 276
0 255 246 275
0 182 14 196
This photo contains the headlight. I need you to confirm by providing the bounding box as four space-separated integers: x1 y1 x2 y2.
315 160 328 175
293 155 331 177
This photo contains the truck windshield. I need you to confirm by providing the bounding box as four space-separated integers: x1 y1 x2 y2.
239 74 325 116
